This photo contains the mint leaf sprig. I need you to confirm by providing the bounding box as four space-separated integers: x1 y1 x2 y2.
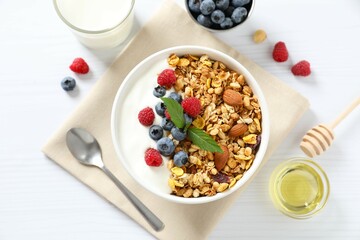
187 127 223 153
161 97 223 153
161 97 185 129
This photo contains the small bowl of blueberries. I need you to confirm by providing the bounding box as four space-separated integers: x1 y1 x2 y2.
185 0 255 31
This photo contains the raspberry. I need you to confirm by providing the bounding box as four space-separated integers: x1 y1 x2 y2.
181 97 202 117
157 69 176 88
69 58 89 74
272 41 289 62
291 60 311 76
165 109 171 120
138 107 155 126
144 148 162 167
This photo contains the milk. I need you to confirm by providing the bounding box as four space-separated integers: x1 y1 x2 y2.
54 0 135 49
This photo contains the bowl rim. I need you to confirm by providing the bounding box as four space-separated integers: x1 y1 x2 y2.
111 45 269 204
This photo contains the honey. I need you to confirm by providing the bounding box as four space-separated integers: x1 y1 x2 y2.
269 158 329 218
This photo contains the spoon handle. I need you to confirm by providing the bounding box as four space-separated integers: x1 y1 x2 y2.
102 166 165 232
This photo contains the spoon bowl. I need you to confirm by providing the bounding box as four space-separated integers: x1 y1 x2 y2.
66 128 104 167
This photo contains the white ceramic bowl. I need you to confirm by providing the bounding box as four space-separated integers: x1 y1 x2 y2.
111 46 269 204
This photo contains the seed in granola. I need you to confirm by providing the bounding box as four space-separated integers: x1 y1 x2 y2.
236 74 245 85
183 188 193 198
210 168 218 175
192 116 205 129
229 178 237 188
193 189 200 198
171 167 184 176
242 86 252 96
168 179 175 190
217 183 229 193
209 128 219 136
212 181 220 189
168 53 180 66
244 147 252 156
211 78 221 88
214 87 223 95
230 82 241 89
243 134 257 144
204 176 211 183
179 58 190 67
227 158 238 169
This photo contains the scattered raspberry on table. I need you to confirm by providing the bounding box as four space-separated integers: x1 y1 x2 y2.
272 41 289 62
69 58 89 74
291 60 311 76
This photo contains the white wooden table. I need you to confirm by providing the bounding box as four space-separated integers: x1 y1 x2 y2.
1 0 359 239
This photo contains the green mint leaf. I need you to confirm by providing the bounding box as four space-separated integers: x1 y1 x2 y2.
184 121 191 132
161 97 185 129
187 127 223 153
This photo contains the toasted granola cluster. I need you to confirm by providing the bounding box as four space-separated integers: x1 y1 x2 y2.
166 54 262 198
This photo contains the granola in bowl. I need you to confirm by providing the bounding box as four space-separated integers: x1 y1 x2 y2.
111 46 269 204
166 54 262 197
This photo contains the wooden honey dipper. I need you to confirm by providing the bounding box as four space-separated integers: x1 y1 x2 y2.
300 97 360 157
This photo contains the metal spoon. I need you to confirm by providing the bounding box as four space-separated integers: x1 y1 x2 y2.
66 127 165 232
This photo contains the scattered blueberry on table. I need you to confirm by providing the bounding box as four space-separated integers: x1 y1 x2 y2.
61 76 76 91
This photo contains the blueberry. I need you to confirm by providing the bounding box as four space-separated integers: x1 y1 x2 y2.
153 85 166 98
149 125 163 140
188 0 201 13
157 137 175 156
220 17 233 29
231 7 247 24
197 14 212 28
169 92 182 103
171 127 187 141
173 151 189 167
200 0 215 15
215 0 230 11
61 77 76 91
184 113 193 126
211 10 225 24
224 6 235 17
155 102 166 117
161 118 175 131
231 0 250 7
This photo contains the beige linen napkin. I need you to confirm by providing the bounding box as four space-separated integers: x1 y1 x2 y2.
42 1 309 239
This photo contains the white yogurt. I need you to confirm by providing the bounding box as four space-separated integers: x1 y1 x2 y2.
54 0 135 49
115 58 173 194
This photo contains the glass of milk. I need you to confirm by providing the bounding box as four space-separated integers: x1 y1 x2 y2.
53 0 135 49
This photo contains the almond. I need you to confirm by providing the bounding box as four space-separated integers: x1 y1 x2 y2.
228 123 248 137
214 145 229 171
222 89 243 106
